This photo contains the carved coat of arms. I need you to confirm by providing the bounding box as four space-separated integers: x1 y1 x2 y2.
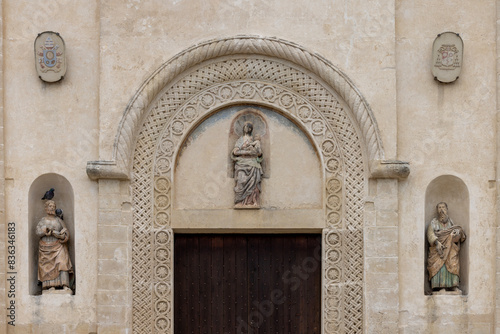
34 31 66 82
435 45 460 69
432 32 463 83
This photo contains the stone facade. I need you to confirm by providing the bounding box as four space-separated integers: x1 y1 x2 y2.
0 1 498 333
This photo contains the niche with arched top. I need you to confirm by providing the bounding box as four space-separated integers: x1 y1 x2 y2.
424 175 469 295
28 173 75 295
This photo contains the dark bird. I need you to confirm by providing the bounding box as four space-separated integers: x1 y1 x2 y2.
41 188 55 200
55 208 64 220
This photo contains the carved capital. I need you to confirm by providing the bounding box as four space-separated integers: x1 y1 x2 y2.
370 159 410 180
86 160 129 180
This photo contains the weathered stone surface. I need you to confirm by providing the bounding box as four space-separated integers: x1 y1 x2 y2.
370 160 410 179
396 0 497 330
0 0 498 332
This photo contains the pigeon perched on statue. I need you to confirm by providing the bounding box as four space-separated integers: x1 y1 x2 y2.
56 208 64 220
41 188 55 200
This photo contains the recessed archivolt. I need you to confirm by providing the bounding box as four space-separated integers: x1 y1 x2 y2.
127 46 366 333
79 36 408 334
112 36 384 176
155 81 341 177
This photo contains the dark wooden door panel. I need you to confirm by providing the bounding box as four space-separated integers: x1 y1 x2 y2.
174 234 321 334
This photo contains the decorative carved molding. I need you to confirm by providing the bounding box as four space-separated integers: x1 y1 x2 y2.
111 36 384 178
127 46 367 332
95 36 395 333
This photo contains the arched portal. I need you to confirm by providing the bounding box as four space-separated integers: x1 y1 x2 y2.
92 36 394 333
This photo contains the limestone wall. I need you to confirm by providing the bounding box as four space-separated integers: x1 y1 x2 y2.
0 1 5 333
3 1 99 332
0 0 498 333
396 0 497 332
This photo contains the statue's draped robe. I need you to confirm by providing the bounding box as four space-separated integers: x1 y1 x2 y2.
36 217 73 289
231 136 263 206
427 218 466 289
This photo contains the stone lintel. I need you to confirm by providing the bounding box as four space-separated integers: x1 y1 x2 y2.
86 161 129 181
171 208 324 231
370 160 410 180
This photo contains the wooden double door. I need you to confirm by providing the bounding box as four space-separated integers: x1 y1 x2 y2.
174 234 321 334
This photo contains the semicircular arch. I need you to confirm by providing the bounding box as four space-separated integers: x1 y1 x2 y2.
114 36 385 176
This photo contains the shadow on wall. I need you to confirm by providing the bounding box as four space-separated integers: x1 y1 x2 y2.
28 173 75 295
424 175 469 295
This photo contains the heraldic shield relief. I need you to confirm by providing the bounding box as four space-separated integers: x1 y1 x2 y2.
34 31 67 82
432 32 463 83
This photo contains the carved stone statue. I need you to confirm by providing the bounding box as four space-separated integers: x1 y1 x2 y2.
36 200 73 293
427 202 466 293
231 121 263 208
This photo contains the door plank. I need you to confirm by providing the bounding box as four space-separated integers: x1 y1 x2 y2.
211 236 224 334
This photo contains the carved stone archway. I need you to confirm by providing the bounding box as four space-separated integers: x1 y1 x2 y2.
110 36 385 176
88 36 406 333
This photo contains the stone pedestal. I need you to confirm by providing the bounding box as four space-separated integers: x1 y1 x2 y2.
432 288 462 296
42 288 73 295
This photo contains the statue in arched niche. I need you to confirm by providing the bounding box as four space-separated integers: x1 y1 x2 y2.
231 121 263 208
427 202 466 293
36 199 73 293
230 111 268 209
